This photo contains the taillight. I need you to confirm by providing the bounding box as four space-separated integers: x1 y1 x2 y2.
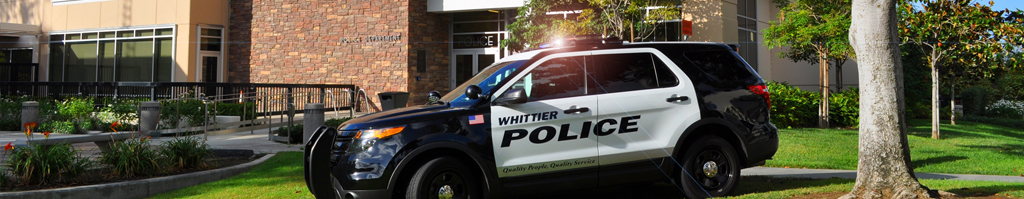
748 85 770 108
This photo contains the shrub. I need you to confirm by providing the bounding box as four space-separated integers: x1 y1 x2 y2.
275 124 303 144
161 136 212 170
6 143 92 185
215 102 257 120
100 135 161 178
828 87 860 128
960 86 993 116
98 98 145 125
40 120 77 134
768 82 820 128
986 100 1024 119
160 99 213 128
325 117 352 128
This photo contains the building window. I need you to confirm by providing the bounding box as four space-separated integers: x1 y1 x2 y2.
49 27 174 82
737 0 758 70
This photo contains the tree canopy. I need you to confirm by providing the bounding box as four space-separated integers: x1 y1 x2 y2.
502 0 683 52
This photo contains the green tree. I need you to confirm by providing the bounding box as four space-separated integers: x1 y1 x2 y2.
502 0 683 52
763 0 853 128
898 0 1024 139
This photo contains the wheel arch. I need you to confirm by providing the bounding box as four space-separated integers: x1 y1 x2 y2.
388 141 498 199
671 118 750 172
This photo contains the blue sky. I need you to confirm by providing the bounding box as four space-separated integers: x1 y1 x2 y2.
990 0 1024 11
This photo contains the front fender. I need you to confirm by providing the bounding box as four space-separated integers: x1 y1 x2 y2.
388 136 501 198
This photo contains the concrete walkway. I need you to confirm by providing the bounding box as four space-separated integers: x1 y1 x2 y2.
742 167 1024 182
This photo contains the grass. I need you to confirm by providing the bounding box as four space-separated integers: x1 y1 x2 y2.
147 152 312 199
765 119 1024 176
726 176 1024 199
150 147 1022 199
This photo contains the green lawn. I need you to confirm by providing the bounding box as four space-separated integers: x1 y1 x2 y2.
148 152 313 199
726 176 1024 199
766 119 1024 176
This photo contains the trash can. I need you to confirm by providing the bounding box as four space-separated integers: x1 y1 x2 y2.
378 92 410 111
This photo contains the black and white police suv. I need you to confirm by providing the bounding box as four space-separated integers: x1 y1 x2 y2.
304 36 778 199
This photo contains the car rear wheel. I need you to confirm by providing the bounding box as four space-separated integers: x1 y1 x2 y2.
680 136 740 199
406 157 482 199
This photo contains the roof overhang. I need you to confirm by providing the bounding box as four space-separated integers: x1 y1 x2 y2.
427 0 524 13
0 22 42 37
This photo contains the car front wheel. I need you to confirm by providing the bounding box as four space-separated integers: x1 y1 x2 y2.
405 156 482 199
679 136 740 199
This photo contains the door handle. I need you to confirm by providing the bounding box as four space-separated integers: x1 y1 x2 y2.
563 107 590 114
666 96 690 102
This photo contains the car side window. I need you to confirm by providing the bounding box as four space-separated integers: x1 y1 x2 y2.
682 50 756 82
590 53 678 94
511 56 589 102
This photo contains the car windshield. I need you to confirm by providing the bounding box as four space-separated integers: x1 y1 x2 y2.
440 60 527 107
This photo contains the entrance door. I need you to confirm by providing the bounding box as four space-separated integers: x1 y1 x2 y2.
450 49 498 88
198 55 219 83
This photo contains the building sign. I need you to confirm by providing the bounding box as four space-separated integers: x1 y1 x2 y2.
453 34 499 49
341 35 402 43
681 20 693 36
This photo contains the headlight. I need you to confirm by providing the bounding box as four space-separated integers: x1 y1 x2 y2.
355 126 406 139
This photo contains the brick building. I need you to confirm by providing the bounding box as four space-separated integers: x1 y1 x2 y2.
2 0 858 106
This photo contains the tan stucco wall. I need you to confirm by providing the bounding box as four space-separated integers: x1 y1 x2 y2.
6 0 230 82
681 0 724 42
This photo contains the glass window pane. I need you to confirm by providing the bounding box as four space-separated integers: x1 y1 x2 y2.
82 33 98 39
156 28 173 36
117 31 134 38
515 56 587 101
201 29 222 37
66 42 98 82
49 43 65 81
453 11 500 22
98 41 116 81
137 29 154 37
66 34 81 40
117 39 153 81
683 50 756 82
50 35 64 41
201 37 221 51
10 49 33 64
100 32 117 38
453 21 502 33
454 55 474 86
592 53 663 94
155 38 173 82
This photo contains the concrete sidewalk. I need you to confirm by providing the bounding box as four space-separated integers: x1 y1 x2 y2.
742 167 1024 182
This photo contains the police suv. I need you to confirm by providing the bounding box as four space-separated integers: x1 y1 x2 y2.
304 36 778 199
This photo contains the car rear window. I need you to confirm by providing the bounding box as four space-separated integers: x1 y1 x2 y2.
681 50 757 82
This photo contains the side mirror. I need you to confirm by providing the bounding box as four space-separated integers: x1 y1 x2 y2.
428 91 442 102
465 85 482 100
492 89 527 106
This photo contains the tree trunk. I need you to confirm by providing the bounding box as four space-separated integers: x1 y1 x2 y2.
837 61 844 91
950 79 956 126
820 55 831 128
931 63 940 139
843 0 937 198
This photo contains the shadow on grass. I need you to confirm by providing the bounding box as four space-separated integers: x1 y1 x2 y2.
911 155 968 169
959 144 1024 156
945 184 1024 197
731 176 852 196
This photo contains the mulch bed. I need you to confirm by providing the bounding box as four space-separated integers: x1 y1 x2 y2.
1 154 264 192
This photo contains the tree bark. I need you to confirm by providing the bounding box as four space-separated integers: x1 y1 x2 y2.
820 55 831 128
843 0 936 198
931 63 940 139
950 79 956 126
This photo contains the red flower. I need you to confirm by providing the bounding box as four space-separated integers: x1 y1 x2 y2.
4 142 12 151
141 136 151 142
24 122 37 136
43 131 51 139
110 121 120 132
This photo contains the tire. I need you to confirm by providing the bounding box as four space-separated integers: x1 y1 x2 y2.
679 136 740 199
405 157 482 199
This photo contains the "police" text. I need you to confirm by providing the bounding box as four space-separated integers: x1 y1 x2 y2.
500 115 641 147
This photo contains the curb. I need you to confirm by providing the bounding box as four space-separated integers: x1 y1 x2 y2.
0 153 277 199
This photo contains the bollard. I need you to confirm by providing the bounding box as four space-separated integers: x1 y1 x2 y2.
303 103 325 144
140 101 161 138
21 101 39 131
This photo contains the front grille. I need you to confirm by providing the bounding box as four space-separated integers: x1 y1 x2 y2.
331 130 358 164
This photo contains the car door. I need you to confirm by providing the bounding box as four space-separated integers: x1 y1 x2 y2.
490 52 600 191
589 49 701 185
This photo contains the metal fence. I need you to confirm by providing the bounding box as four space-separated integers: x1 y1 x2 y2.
0 63 38 82
0 81 362 114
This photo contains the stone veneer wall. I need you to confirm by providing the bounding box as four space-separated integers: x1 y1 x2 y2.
229 0 421 107
406 0 451 105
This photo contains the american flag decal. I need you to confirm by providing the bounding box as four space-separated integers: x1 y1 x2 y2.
469 114 484 125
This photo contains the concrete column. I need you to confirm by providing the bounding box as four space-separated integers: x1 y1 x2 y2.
21 101 39 132
140 101 161 137
303 103 325 144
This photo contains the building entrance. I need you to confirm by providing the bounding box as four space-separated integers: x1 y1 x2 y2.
450 49 497 88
